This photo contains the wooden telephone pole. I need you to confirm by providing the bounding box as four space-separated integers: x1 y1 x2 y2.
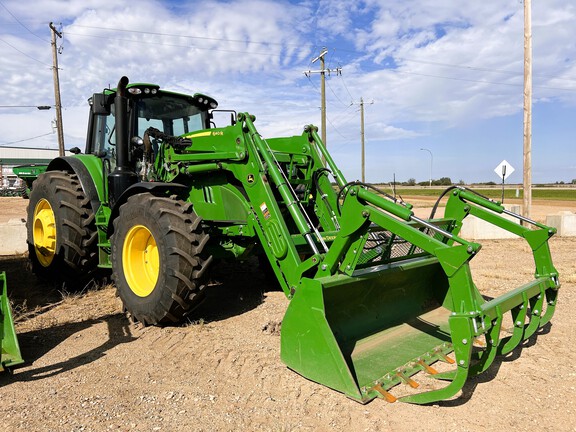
304 48 342 161
357 97 373 182
50 22 65 156
523 0 532 219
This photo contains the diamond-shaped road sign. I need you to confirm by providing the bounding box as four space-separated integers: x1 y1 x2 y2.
494 160 515 180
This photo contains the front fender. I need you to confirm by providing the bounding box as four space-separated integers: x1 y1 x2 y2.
106 182 188 237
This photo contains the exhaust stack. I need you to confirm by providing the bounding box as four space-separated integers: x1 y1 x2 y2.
108 76 138 207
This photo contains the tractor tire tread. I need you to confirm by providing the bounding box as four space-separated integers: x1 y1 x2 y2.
111 194 211 325
27 170 98 288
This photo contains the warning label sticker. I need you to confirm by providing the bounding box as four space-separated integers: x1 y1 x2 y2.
260 202 271 220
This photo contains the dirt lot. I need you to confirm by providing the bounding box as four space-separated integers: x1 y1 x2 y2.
1 196 576 432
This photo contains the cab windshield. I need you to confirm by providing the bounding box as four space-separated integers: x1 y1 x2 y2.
134 94 206 137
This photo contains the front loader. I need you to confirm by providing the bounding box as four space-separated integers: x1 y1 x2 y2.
23 76 560 403
1 272 23 373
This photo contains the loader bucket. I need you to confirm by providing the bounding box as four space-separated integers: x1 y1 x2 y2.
281 257 454 403
1 272 23 372
280 187 560 404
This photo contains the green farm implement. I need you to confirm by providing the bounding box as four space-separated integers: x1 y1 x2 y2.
1 272 23 372
12 164 48 198
21 77 560 403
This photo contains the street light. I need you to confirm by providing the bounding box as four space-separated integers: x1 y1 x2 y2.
420 148 433 187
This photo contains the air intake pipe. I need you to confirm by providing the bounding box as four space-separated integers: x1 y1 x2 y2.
108 76 138 207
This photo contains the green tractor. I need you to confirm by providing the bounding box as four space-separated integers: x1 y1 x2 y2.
24 76 560 403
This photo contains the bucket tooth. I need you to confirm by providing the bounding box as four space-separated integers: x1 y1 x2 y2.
473 337 486 348
396 371 419 388
436 351 456 364
372 384 397 403
417 359 438 375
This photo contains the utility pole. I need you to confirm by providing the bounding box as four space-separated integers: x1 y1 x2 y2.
304 48 341 161
360 98 365 182
356 97 373 182
523 0 532 219
50 22 65 156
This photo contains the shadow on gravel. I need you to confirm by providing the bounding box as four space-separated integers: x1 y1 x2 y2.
0 313 135 385
0 255 279 386
190 256 282 324
0 255 62 310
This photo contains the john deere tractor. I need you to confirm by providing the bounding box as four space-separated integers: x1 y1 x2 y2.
24 77 560 403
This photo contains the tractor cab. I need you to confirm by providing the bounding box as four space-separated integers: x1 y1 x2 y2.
86 83 218 170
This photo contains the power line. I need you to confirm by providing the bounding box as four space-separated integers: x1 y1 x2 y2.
0 105 52 108
0 37 51 66
67 24 300 48
0 132 54 146
64 31 280 57
65 24 576 90
393 68 576 92
396 56 576 84
326 79 350 107
338 73 355 103
0 0 48 43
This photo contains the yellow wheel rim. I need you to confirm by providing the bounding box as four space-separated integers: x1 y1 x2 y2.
33 198 57 267
122 225 159 297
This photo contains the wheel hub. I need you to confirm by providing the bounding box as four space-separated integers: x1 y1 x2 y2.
122 225 159 297
33 198 56 267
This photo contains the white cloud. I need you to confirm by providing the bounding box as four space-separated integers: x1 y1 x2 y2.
1 0 575 182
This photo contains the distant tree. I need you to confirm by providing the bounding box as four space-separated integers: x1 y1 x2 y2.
458 179 465 185
432 177 452 186
572 179 576 184
407 178 416 186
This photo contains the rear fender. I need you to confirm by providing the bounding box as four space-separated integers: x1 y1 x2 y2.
47 156 104 214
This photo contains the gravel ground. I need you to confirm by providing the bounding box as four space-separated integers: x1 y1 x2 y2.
1 196 575 432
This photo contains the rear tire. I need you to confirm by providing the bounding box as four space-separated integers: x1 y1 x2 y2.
111 194 212 325
27 170 98 287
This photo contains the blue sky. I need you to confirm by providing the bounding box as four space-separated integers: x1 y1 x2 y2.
1 0 575 184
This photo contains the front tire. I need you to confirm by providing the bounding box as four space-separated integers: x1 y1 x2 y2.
27 170 98 287
111 194 212 325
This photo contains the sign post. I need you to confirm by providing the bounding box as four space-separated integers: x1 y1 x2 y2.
494 160 515 203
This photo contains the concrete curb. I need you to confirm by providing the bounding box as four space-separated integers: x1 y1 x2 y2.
1 210 574 255
0 218 27 255
546 211 576 237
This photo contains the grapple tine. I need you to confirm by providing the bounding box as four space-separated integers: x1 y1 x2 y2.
470 310 503 375
498 293 529 355
540 288 558 326
523 288 545 339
